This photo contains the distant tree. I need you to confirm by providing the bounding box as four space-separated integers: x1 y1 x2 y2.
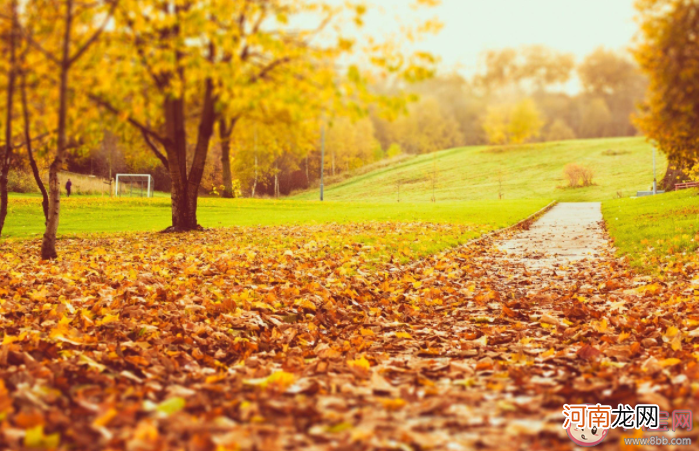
545 119 576 142
508 98 544 144
579 98 612 138
409 73 486 145
386 143 402 158
578 47 646 136
482 105 509 145
633 0 699 187
478 45 575 92
483 98 543 145
326 117 378 174
389 96 463 154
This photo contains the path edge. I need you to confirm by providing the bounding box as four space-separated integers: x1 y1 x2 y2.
403 200 558 271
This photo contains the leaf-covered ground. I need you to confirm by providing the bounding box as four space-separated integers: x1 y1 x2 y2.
1 220 699 450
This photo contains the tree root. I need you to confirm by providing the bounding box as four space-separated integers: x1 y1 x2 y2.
160 224 205 234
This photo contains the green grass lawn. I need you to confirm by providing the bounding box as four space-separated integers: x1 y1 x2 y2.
603 188 699 275
293 137 663 202
2 195 550 243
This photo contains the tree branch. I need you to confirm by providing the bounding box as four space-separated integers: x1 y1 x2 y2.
69 0 119 66
88 93 169 147
140 129 169 169
249 56 294 84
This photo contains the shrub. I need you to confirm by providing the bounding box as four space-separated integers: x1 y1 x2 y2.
545 119 576 142
563 163 595 188
7 171 39 193
386 143 402 158
580 166 595 186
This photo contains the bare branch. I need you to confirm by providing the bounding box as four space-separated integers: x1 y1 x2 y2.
140 129 169 169
88 93 169 147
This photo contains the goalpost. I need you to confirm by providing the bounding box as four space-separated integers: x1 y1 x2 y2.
115 174 153 198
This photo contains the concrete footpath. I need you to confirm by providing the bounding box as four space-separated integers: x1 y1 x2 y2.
498 202 609 269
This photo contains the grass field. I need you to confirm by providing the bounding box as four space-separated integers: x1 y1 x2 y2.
293 137 663 202
603 188 699 275
1 196 549 250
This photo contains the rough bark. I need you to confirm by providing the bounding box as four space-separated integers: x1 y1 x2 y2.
185 78 216 228
41 0 73 260
0 0 17 237
160 79 216 232
218 116 239 199
163 95 191 231
21 73 49 222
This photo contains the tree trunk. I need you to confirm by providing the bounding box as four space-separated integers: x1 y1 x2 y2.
162 79 216 232
252 133 258 197
41 0 73 259
661 158 693 191
274 163 280 198
218 116 239 198
0 0 17 237
164 95 193 231
219 122 233 199
21 73 49 222
185 79 216 228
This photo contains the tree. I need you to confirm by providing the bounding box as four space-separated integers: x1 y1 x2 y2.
326 117 378 174
478 45 575 92
0 0 18 237
92 0 438 226
633 0 699 187
545 119 576 142
578 47 646 136
579 97 612 139
507 98 544 144
482 98 543 145
482 105 509 145
11 0 116 258
388 96 463 154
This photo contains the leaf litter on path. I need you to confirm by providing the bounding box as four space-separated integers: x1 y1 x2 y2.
1 220 698 450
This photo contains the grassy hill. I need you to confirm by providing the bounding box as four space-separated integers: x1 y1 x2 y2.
293 137 665 202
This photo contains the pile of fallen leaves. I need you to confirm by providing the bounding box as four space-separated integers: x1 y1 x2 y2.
1 221 699 450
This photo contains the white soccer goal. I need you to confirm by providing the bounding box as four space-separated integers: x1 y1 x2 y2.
115 174 153 198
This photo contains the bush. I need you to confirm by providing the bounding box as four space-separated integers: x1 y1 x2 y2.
7 171 38 193
563 163 595 188
545 119 576 142
386 143 402 158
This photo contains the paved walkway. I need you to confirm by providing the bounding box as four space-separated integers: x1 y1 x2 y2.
498 202 609 269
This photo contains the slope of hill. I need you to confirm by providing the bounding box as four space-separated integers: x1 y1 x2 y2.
292 137 665 202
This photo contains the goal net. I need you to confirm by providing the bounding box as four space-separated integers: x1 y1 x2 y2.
115 174 153 198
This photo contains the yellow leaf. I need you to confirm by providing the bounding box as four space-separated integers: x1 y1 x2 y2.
244 371 295 390
348 356 370 370
92 408 118 428
618 331 630 343
660 358 682 368
381 398 406 410
671 333 682 351
395 331 412 339
594 317 608 333
97 313 119 326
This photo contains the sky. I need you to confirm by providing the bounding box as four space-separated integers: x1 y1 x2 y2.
361 0 639 91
